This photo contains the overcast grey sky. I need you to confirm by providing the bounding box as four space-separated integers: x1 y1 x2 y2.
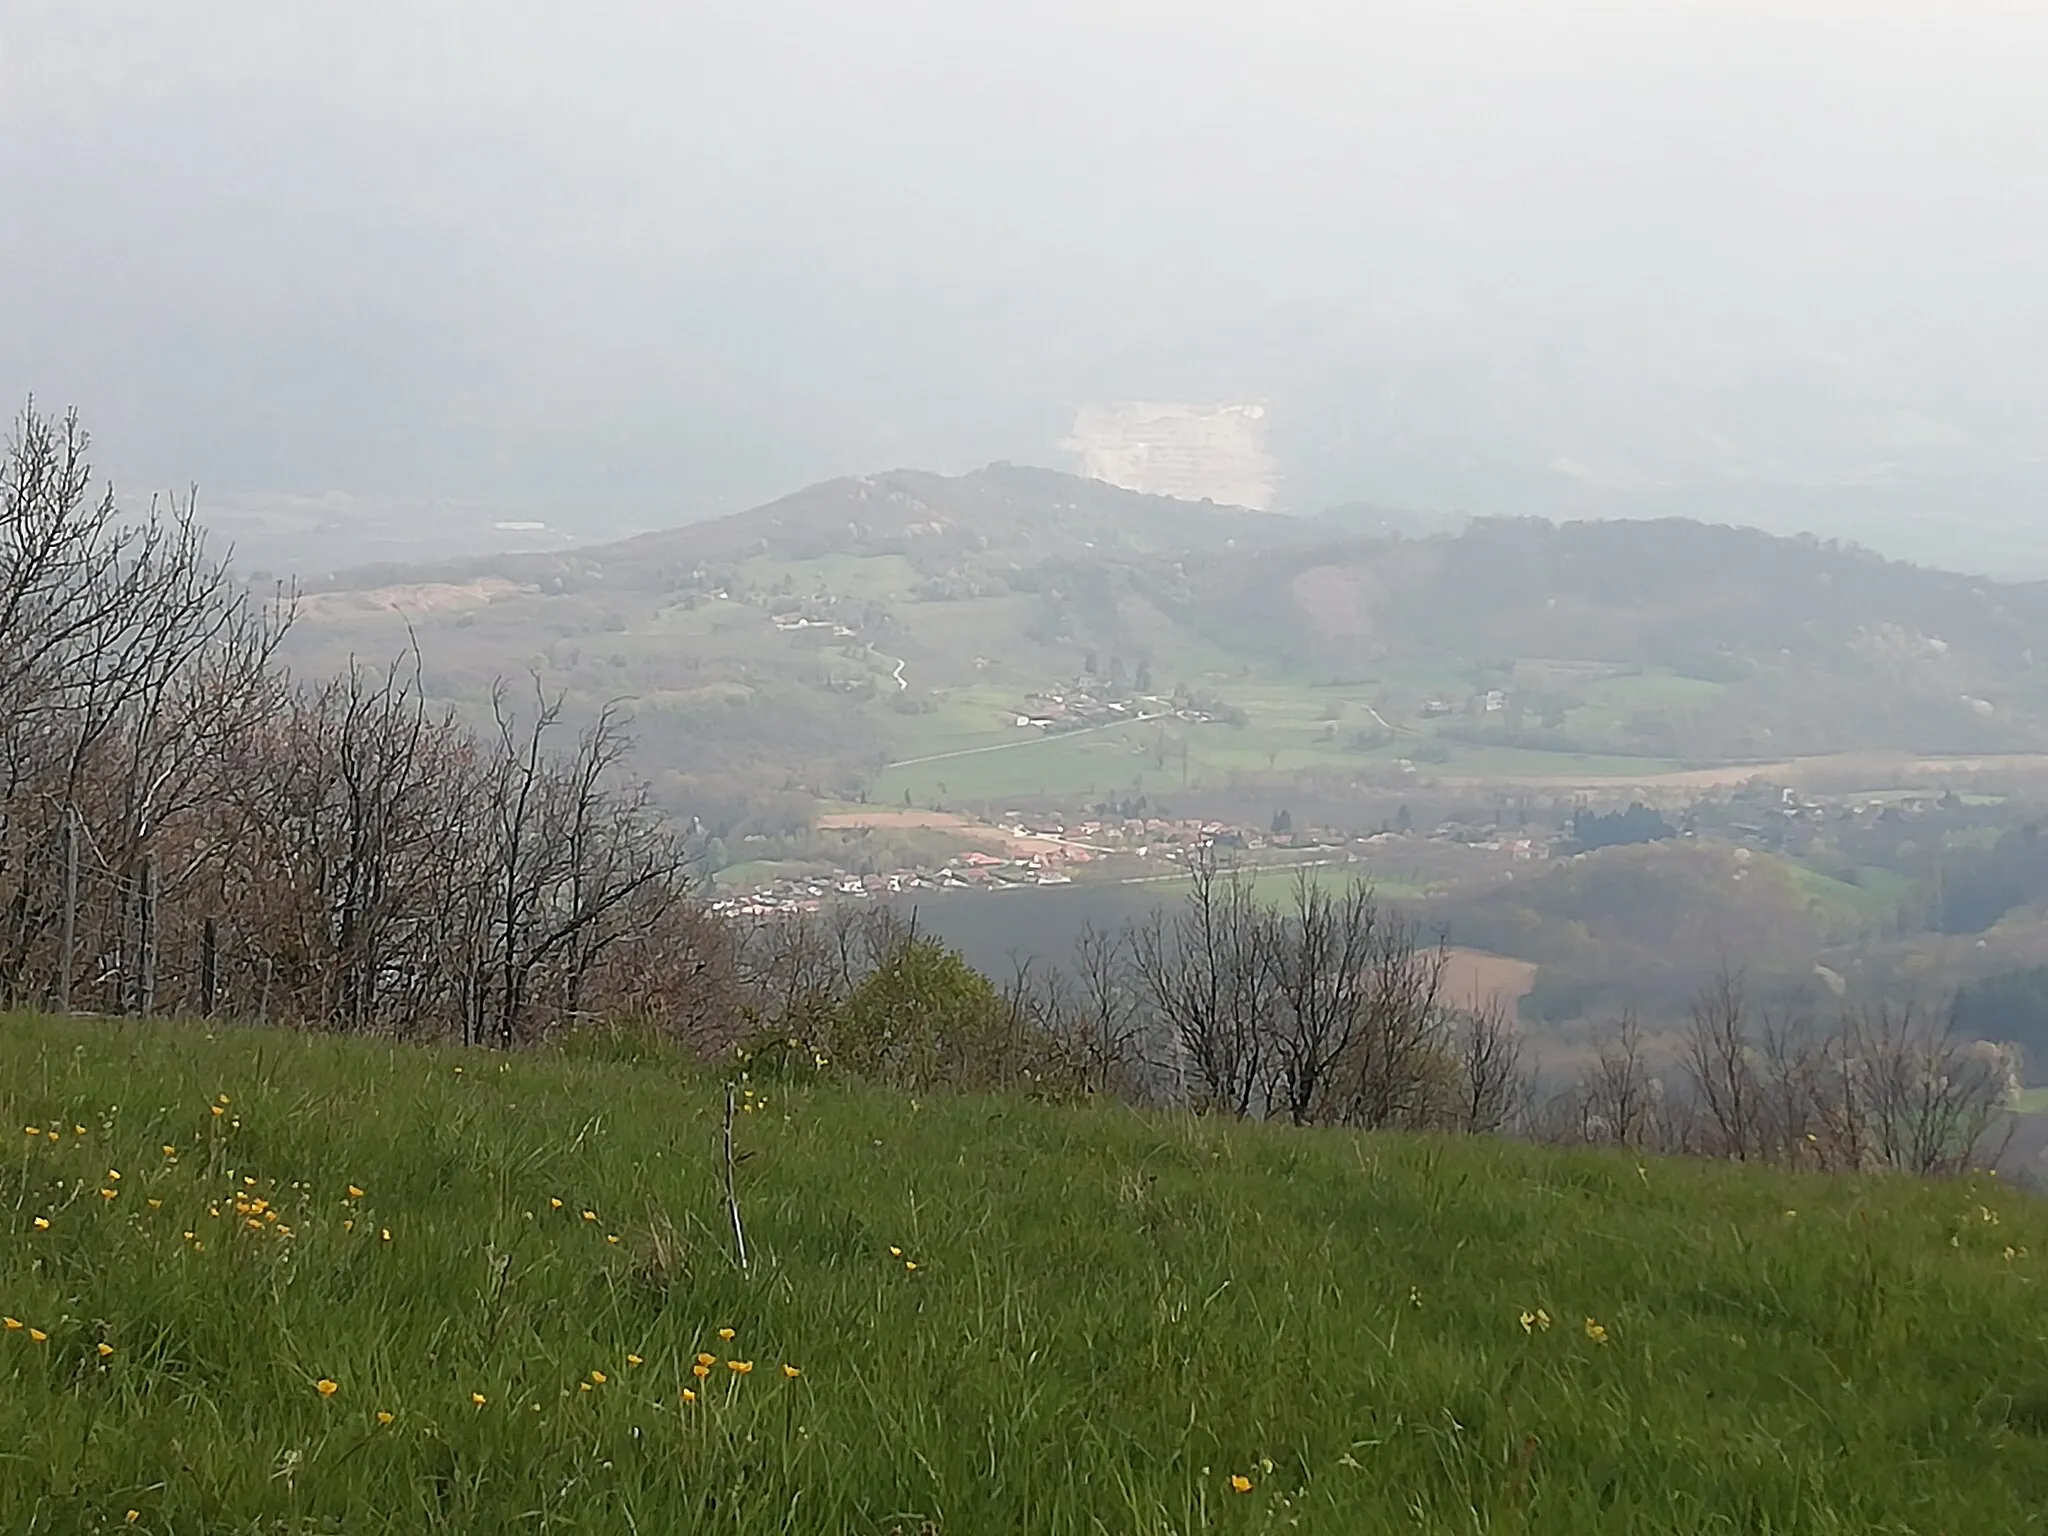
4 2 2046 544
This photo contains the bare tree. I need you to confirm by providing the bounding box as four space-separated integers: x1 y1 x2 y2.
1128 854 1273 1115
1322 918 1451 1130
1268 872 1384 1124
1683 968 1762 1160
1446 1001 1527 1135
1844 1003 2014 1177
1575 1013 1663 1149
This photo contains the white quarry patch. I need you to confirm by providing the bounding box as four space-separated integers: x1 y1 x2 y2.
1064 402 1276 510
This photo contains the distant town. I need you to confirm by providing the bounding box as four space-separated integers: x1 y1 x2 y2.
706 780 1968 919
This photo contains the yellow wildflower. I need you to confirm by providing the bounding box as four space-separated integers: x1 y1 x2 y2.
126 1513 139 1525
581 1210 597 1223
74 1125 86 1136
97 1343 114 1358
316 1379 339 1397
692 1363 710 1379
211 1106 224 1117
782 1364 801 1379
1 1318 18 1330
680 1388 698 1405
626 1354 643 1367
22 1127 36 1137
101 1188 118 1201
606 1234 619 1245
147 1199 162 1210
888 1246 902 1258
471 1392 487 1406
1230 1474 1253 1493
717 1327 736 1340
1584 1317 1609 1345
589 1371 606 1386
727 1360 753 1375
32 1216 49 1230
696 1352 717 1366
905 1260 918 1272
162 1145 177 1156
549 1198 563 1210
29 1328 47 1342
347 1186 364 1200
380 1228 391 1242
376 1411 395 1426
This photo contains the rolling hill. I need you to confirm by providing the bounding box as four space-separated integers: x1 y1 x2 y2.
279 468 2048 812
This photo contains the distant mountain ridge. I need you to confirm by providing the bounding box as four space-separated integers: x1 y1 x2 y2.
1192 515 2048 670
291 464 2048 774
309 465 1299 594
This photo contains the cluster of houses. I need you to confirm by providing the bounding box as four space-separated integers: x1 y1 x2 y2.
707 811 1556 919
1012 688 1154 731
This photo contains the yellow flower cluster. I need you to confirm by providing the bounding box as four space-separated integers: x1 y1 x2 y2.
673 1327 802 1407
4 1315 118 1356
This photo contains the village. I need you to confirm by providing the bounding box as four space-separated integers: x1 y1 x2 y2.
702 778 1971 920
704 806 1553 919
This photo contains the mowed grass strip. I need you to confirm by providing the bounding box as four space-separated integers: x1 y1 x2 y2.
2 1012 2047 1531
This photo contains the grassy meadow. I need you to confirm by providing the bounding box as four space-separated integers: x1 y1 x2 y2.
4 1011 2048 1532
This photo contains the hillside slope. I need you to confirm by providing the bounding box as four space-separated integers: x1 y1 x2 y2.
1195 516 2048 668
3 1013 2046 1531
1187 516 2048 757
282 476 2048 804
311 465 1298 595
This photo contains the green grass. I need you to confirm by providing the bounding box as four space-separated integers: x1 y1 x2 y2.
734 552 922 603
710 859 832 888
1564 672 1727 734
6 1012 2048 1531
875 717 1169 805
1119 863 1433 906
1789 862 1918 931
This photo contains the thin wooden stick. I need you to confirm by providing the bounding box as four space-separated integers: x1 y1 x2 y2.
724 1082 750 1272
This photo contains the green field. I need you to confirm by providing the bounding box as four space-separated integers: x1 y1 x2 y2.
4 1012 2048 1530
1789 862 1918 935
1117 863 1433 906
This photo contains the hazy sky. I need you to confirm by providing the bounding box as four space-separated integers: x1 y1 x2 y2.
4 2 2046 539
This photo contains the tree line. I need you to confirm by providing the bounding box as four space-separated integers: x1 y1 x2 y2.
1 404 711 1043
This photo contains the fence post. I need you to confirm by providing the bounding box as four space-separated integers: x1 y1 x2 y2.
56 810 78 1014
138 853 158 1018
200 916 219 1018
